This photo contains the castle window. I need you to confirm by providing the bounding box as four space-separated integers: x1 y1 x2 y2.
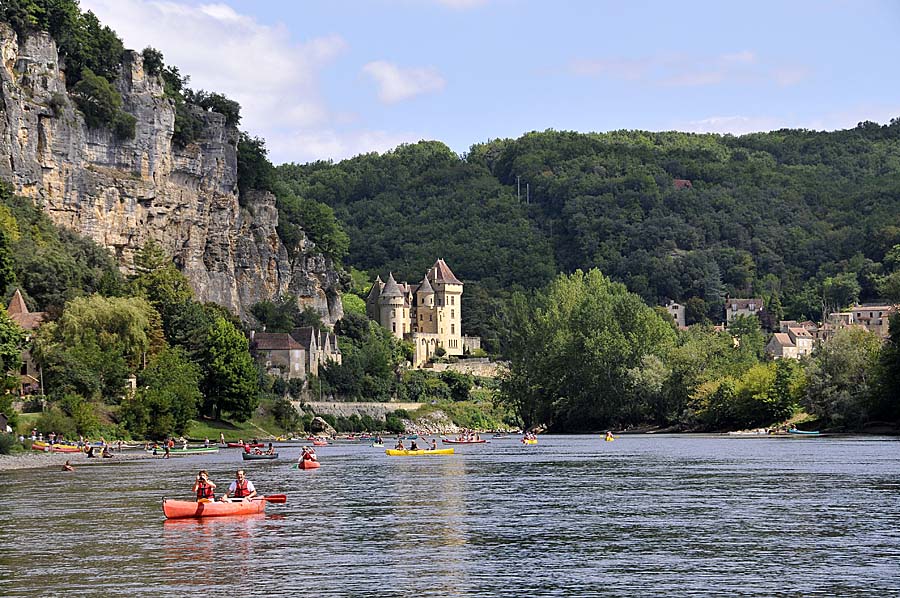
451 296 455 305
429 315 432 321
391 309 396 317
392 323 396 333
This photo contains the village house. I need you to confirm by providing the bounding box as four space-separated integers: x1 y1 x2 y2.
6 289 45 395
724 296 765 325
249 327 341 383
663 300 686 328
366 259 480 367
765 321 816 359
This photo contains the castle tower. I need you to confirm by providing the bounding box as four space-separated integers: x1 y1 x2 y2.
414 276 435 333
378 273 407 339
427 258 463 355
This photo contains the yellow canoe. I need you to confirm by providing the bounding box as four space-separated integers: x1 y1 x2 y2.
385 448 454 456
522 439 538 445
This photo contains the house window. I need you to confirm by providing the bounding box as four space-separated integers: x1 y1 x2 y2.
451 309 454 319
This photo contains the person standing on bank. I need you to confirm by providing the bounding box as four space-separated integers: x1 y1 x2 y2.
224 470 257 502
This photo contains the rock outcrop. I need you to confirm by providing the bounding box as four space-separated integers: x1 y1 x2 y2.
0 24 342 324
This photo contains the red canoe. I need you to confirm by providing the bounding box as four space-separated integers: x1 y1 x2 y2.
162 498 266 519
226 442 264 449
297 459 321 470
442 438 487 444
311 440 328 446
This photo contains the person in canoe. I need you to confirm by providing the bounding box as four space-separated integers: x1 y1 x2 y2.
605 431 615 442
224 470 257 502
429 439 438 451
409 440 419 450
300 446 318 463
265 442 275 455
193 470 217 502
394 438 405 450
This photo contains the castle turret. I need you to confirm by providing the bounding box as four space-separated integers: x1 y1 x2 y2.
378 273 407 339
427 258 463 355
414 276 435 333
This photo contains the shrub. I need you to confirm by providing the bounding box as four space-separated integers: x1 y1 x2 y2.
49 93 67 117
72 68 122 129
0 433 19 455
112 111 136 139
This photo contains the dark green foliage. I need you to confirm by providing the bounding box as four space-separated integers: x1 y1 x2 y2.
198 316 259 421
187 90 241 127
141 47 164 77
440 370 474 402
71 68 134 138
250 296 325 333
237 133 275 197
323 314 404 400
272 396 302 431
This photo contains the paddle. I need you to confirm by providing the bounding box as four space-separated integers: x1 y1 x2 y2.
253 494 287 503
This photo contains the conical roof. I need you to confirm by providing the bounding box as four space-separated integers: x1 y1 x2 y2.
428 259 462 284
366 276 384 300
380 273 404 297
417 276 434 295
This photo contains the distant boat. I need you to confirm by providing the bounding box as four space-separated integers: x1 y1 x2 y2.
788 428 821 436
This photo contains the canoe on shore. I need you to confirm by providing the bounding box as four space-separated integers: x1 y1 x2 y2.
31 441 82 453
385 448 454 456
241 452 278 460
162 498 266 519
788 429 821 435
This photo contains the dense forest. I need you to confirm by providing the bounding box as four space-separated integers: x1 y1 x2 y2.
276 123 900 347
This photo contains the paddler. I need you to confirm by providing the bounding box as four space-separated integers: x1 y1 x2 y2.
224 469 257 502
192 470 217 501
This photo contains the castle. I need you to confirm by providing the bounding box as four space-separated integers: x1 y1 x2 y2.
365 259 480 367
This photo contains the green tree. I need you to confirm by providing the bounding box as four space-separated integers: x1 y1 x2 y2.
803 327 883 427
199 316 259 421
120 346 201 438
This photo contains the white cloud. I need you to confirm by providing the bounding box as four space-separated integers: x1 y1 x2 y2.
362 61 446 103
568 50 808 88
80 0 408 163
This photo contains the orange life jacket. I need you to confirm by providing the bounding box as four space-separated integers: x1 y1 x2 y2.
196 480 214 500
233 479 250 498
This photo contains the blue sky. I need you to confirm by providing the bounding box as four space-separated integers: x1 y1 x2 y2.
82 0 900 165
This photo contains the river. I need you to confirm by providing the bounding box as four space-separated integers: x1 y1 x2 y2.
2 435 899 597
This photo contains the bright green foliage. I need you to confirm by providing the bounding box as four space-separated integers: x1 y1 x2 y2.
324 312 405 400
803 327 884 427
198 316 259 421
120 347 201 438
499 269 677 430
341 293 366 316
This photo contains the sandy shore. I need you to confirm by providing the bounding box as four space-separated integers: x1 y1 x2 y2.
0 449 151 472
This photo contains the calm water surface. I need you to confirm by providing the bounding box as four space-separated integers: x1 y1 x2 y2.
2 435 899 597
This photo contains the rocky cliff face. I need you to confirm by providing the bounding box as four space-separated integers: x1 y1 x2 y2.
0 24 343 324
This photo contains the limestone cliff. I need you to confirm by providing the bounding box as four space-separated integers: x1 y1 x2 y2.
0 24 343 324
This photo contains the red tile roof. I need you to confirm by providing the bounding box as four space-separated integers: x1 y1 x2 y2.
6 289 45 331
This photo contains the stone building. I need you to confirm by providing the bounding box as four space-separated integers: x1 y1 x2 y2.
249 327 341 382
366 259 479 367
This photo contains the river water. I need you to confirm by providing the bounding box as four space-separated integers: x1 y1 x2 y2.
1 435 899 597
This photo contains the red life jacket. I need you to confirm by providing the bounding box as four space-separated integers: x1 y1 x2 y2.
233 479 250 498
196 481 214 500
